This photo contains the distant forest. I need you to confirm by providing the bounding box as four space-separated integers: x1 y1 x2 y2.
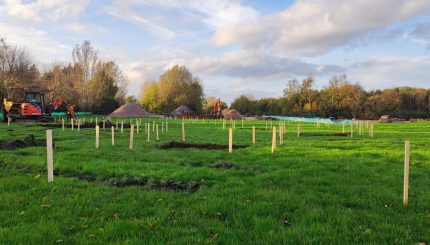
230 76 430 119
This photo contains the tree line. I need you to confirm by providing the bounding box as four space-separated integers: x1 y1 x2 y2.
231 75 430 119
0 38 128 114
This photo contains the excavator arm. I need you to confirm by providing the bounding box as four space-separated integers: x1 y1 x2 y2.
48 99 76 119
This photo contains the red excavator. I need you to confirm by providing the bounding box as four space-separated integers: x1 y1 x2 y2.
1 87 75 122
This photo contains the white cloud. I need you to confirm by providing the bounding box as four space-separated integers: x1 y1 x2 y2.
0 23 72 63
106 0 258 38
211 0 430 55
349 56 430 89
3 0 91 21
187 51 345 80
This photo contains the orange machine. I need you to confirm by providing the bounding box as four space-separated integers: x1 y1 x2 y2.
2 88 75 122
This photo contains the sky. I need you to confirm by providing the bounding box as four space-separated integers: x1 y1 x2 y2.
1 0 430 103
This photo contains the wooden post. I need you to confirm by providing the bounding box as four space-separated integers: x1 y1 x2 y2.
103 120 105 130
272 126 276 153
153 121 155 131
111 126 115 146
252 126 256 144
229 128 233 153
95 125 99 149
137 123 139 134
62 118 65 131
182 122 185 143
297 124 301 137
77 119 80 132
350 123 353 138
156 124 159 142
241 119 244 129
147 123 150 142
121 121 124 133
403 141 410 206
46 130 53 183
342 124 345 134
116 121 118 131
71 119 74 131
279 124 283 145
129 125 134 149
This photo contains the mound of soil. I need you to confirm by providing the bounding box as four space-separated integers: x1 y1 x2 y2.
0 134 44 150
161 141 248 150
109 103 150 117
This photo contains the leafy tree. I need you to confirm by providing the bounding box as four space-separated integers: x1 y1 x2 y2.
140 65 204 113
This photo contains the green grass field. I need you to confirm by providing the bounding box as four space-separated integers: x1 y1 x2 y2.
0 118 429 244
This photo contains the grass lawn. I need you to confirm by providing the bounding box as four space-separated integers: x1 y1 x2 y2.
0 118 429 244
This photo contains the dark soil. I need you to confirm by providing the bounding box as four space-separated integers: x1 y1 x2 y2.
161 141 248 150
210 162 237 169
0 134 45 150
303 133 350 137
0 162 200 192
209 161 266 172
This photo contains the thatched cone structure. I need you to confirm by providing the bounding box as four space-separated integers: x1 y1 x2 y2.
109 103 150 117
222 109 242 120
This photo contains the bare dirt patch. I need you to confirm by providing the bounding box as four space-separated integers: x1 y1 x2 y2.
0 162 200 192
303 133 350 137
0 134 44 150
161 141 248 150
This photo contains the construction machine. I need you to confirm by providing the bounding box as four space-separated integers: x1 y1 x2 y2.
1 87 76 122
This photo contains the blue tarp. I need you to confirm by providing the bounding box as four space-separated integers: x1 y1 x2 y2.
262 116 353 124
51 112 92 117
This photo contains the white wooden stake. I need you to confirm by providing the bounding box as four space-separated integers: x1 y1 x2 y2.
252 126 256 144
156 124 159 142
182 122 185 143
46 130 54 183
279 124 283 145
116 121 118 131
137 123 139 134
103 120 105 129
7 117 10 126
121 121 124 133
403 141 410 206
95 125 100 149
78 119 80 132
297 124 301 137
71 119 74 131
350 123 353 138
111 126 115 146
229 128 233 153
62 118 65 131
147 123 150 142
129 125 134 149
272 126 276 153
241 119 244 128
342 124 345 134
